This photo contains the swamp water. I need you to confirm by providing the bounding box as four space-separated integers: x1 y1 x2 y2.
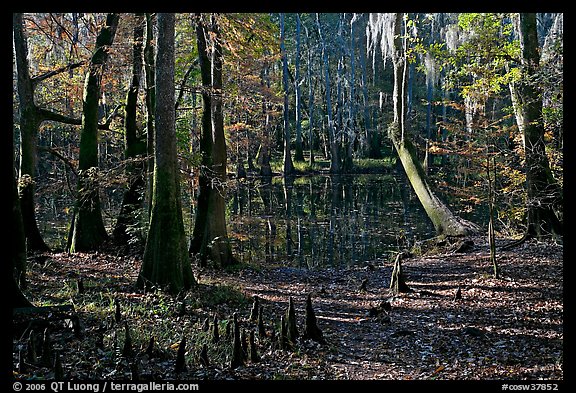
225 174 435 269
38 173 484 269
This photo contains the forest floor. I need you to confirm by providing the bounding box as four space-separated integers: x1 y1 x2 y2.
13 236 563 382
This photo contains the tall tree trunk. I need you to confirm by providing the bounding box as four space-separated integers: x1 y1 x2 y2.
13 13 50 253
387 13 476 237
335 14 347 172
294 14 305 162
143 13 156 218
190 14 214 265
280 13 294 175
358 18 376 158
190 14 235 268
304 24 315 165
12 110 28 290
70 13 120 252
514 13 562 239
113 13 147 245
12 144 33 308
208 14 235 267
316 13 340 173
137 13 195 294
257 58 273 177
343 13 356 172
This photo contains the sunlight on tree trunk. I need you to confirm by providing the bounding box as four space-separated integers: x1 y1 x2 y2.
369 13 477 237
70 13 120 252
137 13 195 294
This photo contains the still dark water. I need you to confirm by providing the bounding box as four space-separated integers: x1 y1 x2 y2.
38 173 484 268
225 174 435 268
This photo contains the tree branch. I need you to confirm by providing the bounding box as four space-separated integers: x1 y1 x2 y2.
175 58 199 112
31 61 86 87
37 107 118 132
37 146 78 176
37 107 81 125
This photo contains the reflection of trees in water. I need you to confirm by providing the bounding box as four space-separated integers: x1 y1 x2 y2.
36 173 437 263
229 174 435 268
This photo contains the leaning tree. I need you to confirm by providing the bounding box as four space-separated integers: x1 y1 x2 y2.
367 13 478 237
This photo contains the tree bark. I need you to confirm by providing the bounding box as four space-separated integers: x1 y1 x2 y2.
190 14 235 268
13 13 50 253
515 13 562 239
143 13 156 218
316 14 340 173
70 13 120 252
294 14 305 162
304 24 315 165
113 13 147 245
137 13 195 294
12 179 32 306
189 14 213 264
281 13 294 175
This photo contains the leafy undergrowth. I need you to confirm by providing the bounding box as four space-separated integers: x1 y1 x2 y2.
13 237 563 381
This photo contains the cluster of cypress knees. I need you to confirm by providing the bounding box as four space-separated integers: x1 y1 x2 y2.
173 293 327 373
16 293 326 379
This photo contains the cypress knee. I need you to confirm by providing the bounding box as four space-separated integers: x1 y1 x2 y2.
122 322 133 358
249 330 260 362
211 314 220 343
41 328 52 367
54 350 64 379
257 305 266 338
285 296 299 346
199 343 209 368
175 336 187 373
303 294 326 345
230 313 243 369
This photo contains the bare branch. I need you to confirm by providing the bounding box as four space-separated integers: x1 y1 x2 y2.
31 61 86 86
38 146 78 176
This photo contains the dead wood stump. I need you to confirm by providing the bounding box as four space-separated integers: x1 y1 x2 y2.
130 361 139 381
77 278 85 295
249 295 260 321
390 253 411 295
225 320 232 340
454 286 462 300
